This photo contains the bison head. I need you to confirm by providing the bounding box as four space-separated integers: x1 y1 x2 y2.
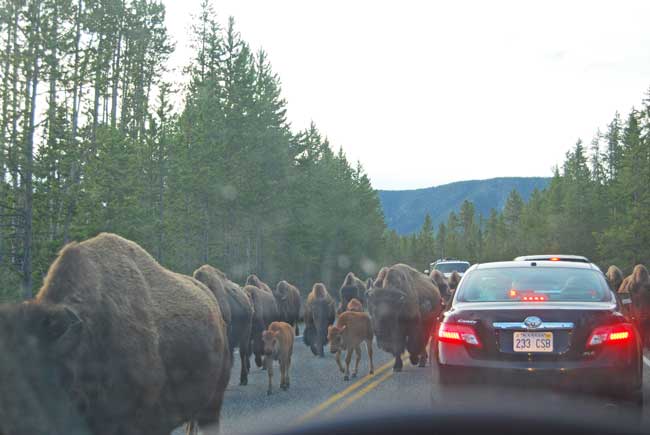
0 302 86 435
262 329 279 356
274 282 289 301
327 325 345 354
368 288 407 354
346 298 363 312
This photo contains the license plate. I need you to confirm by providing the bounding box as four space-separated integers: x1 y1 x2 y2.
513 331 553 352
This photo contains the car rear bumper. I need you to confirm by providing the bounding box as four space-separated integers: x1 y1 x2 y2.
436 365 638 394
435 343 641 394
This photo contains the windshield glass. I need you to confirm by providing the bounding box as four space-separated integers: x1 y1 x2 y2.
434 262 470 273
2 1 649 434
457 267 612 302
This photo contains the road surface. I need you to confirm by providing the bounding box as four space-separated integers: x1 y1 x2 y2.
174 334 650 434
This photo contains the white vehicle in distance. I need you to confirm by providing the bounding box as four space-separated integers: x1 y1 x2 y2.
425 259 471 279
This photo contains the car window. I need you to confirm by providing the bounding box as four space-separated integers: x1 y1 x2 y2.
457 267 612 302
434 263 469 273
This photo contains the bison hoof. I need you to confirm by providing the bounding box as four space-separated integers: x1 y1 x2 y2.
409 354 419 365
393 366 402 373
240 379 248 386
418 359 426 368
369 370 374 375
344 375 350 381
339 368 345 373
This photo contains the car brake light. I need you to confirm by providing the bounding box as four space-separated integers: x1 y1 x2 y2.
586 323 634 348
521 294 548 302
438 323 482 348
508 289 548 301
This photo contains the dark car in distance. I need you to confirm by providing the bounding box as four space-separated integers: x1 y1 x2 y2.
434 260 643 403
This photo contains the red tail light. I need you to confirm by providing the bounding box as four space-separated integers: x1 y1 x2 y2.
586 323 634 348
549 257 560 261
438 323 482 348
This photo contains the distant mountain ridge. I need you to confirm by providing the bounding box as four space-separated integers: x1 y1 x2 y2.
379 177 550 235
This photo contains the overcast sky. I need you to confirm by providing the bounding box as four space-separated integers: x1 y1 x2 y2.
162 0 650 190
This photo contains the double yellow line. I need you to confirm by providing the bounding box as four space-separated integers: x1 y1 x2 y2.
294 355 407 424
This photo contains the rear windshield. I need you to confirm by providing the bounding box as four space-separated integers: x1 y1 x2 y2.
457 267 612 302
434 262 470 273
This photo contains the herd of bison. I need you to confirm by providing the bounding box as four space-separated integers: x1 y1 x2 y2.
0 233 648 435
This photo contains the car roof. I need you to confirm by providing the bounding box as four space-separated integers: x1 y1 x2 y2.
472 260 599 270
512 254 590 263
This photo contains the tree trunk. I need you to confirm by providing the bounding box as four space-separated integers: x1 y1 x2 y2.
62 0 84 244
22 1 41 299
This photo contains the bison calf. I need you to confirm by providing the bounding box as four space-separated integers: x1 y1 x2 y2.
262 321 294 395
328 311 374 381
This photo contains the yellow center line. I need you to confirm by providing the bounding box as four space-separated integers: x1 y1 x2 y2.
295 355 409 425
326 370 394 417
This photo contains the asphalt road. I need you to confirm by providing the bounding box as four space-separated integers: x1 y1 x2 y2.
173 333 650 435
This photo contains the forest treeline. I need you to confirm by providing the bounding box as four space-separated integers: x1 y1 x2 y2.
0 0 386 301
2 0 650 302
392 96 650 274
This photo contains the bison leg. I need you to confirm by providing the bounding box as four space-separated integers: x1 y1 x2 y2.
418 349 427 368
266 356 273 395
335 350 345 373
283 356 291 389
280 358 289 390
295 322 300 336
353 345 362 378
344 348 353 381
393 354 403 372
240 347 249 385
366 339 374 375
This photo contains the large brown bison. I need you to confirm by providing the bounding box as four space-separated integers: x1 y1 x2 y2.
338 272 367 314
620 265 650 346
368 263 443 372
0 233 230 435
194 265 254 385
244 284 280 368
273 280 302 335
246 274 273 293
303 283 336 357
430 270 452 307
606 265 624 292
